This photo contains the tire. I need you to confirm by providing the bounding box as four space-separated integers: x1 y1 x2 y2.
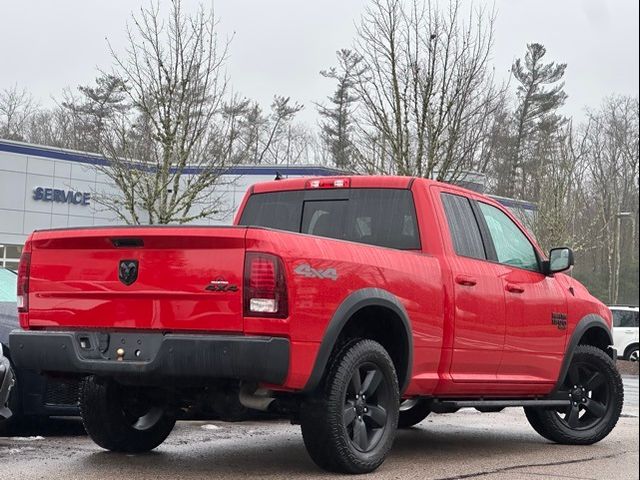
300 339 400 474
79 376 176 452
624 344 639 362
524 345 623 445
397 399 431 428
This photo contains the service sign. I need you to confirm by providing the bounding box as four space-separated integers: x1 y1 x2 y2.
33 187 91 206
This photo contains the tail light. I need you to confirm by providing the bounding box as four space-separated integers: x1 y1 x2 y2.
244 252 288 318
17 250 32 327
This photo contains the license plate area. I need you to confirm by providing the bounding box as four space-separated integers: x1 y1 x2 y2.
74 332 164 362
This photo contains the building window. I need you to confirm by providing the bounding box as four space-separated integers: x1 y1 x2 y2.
0 244 22 270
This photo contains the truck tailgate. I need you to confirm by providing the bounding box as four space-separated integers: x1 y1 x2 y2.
26 226 247 332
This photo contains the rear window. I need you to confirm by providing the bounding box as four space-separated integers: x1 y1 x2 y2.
239 188 420 250
440 193 486 260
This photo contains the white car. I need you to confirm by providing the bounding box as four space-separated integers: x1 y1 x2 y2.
610 306 639 362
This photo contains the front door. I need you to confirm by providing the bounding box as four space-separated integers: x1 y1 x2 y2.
475 201 568 383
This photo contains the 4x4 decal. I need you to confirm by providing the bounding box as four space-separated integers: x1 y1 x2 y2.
294 263 338 281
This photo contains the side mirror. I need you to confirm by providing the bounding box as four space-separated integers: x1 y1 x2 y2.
544 247 574 275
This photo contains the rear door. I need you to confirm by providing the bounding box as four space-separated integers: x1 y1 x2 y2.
475 201 568 383
438 191 506 381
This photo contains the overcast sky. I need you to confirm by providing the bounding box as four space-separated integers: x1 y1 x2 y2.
1 0 638 125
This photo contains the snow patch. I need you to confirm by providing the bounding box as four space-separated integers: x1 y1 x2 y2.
201 424 221 430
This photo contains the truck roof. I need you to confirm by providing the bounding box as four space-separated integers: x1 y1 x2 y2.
249 175 477 194
251 175 414 193
249 175 499 207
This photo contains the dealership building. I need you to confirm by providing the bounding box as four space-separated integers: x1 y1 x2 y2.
0 138 535 270
0 139 346 269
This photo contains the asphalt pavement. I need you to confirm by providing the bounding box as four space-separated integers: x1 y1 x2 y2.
1 376 638 480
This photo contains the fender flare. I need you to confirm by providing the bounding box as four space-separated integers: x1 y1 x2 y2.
553 313 613 392
303 288 413 394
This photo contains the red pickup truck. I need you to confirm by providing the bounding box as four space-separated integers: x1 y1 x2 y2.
10 176 622 473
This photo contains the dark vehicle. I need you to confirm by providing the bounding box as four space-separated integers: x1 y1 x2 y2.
1 343 14 419
0 268 79 431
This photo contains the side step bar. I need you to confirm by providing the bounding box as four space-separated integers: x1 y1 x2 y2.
429 398 570 413
434 399 570 408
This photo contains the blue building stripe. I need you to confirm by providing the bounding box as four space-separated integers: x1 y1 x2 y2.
0 140 344 177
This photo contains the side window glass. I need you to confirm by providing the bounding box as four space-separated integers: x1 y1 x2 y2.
441 193 486 260
478 202 539 272
612 311 622 328
615 311 638 328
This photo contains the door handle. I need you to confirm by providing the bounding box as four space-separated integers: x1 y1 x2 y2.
505 283 525 294
455 275 477 287
624 329 635 334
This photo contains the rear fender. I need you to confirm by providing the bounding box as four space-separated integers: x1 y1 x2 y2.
303 288 413 393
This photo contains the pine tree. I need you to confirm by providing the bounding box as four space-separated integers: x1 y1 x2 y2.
317 49 364 169
498 43 567 198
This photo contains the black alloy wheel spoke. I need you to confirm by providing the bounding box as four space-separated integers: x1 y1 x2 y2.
364 405 387 428
583 398 607 418
567 365 581 387
566 404 580 428
352 417 369 450
351 369 362 394
584 371 605 391
361 369 383 397
344 404 357 426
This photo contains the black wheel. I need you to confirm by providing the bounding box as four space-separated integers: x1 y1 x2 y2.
525 345 623 445
300 339 399 474
397 399 431 428
79 376 176 452
624 344 639 362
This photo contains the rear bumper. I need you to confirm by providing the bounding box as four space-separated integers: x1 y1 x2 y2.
1 354 15 419
10 330 290 386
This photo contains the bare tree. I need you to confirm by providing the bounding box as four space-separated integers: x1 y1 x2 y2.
81 0 235 225
0 85 36 140
580 96 639 303
526 122 590 252
351 0 503 180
